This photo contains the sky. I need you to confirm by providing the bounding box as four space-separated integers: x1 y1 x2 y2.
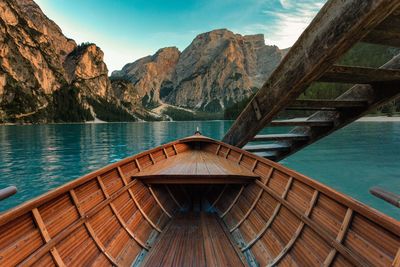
35 0 327 73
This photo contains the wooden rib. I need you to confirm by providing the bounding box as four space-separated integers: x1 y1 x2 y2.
216 144 221 154
149 153 155 164
148 186 173 218
32 208 66 267
237 153 244 164
225 148 231 158
97 174 149 250
126 179 162 233
242 175 294 251
323 208 354 267
267 190 319 266
251 160 258 171
209 185 228 211
172 144 178 155
109 203 149 250
163 148 169 158
135 159 142 172
165 185 183 209
230 169 276 232
116 167 162 232
221 185 245 218
69 189 118 266
255 180 368 267
393 248 400 267
18 180 140 266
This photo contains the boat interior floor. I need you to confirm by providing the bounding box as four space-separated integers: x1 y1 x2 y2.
141 212 247 267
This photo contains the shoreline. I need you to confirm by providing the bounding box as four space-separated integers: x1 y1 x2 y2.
1 115 400 126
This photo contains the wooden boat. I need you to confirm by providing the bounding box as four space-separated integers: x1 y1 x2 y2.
0 134 399 267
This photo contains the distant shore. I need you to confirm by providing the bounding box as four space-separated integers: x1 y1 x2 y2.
2 115 400 126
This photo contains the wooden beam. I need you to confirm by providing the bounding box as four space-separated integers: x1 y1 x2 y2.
273 53 400 162
252 133 309 142
138 174 257 184
223 0 400 147
318 65 400 84
369 187 400 208
243 144 291 153
270 119 333 127
362 29 400 47
289 99 367 109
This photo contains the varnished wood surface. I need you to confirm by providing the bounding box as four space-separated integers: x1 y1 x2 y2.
0 135 399 267
141 212 248 267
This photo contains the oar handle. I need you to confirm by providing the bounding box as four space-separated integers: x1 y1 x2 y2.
0 186 17 201
369 186 400 208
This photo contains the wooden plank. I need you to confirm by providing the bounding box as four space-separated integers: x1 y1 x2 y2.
362 29 400 47
148 186 173 218
127 181 162 233
98 172 149 250
269 119 333 127
323 208 354 266
32 208 66 267
242 173 293 251
230 169 275 232
69 189 118 266
220 185 245 218
149 153 155 164
172 144 178 155
223 0 400 147
267 190 319 266
244 144 291 153
289 99 367 109
369 186 400 207
139 174 257 184
252 133 309 142
318 65 400 83
255 180 369 267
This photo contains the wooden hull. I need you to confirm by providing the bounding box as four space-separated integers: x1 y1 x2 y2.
0 135 399 266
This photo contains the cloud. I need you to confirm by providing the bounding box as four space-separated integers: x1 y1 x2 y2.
240 0 327 49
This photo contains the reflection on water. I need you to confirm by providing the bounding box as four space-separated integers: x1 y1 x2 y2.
0 121 398 220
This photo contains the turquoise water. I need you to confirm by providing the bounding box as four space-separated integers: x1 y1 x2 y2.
0 121 399 220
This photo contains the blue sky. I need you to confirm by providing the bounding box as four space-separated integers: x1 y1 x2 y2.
36 0 326 72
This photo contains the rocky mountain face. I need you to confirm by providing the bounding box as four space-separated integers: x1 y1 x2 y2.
0 0 285 123
112 29 285 112
0 0 142 123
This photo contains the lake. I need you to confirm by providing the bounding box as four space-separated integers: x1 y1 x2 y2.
0 121 399 220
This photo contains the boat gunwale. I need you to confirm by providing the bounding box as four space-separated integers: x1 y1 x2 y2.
0 135 399 237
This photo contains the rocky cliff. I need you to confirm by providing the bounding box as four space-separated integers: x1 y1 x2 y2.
112 29 285 112
0 0 142 123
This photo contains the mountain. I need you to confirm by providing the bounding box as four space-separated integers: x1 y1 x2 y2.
0 0 146 123
112 29 286 113
0 0 285 123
